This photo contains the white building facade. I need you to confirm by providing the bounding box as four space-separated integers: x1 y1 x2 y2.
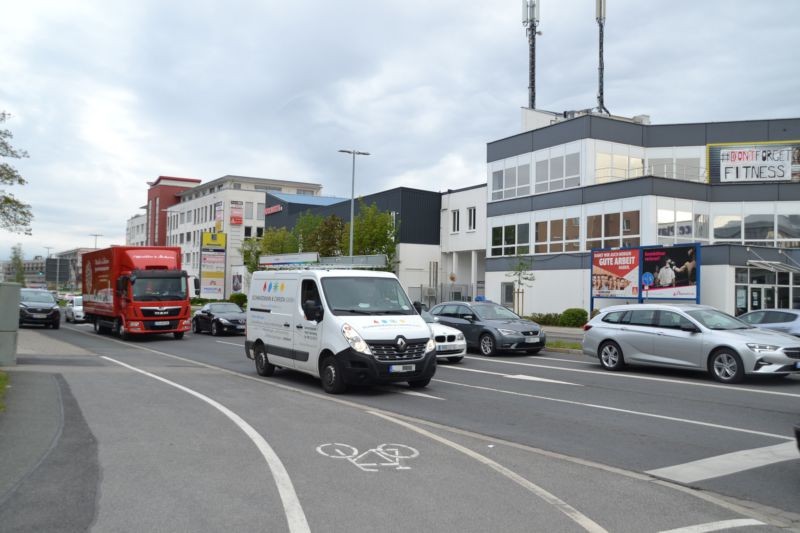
484 112 800 316
125 213 147 246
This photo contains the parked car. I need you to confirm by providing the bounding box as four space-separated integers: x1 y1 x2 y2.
429 300 546 356
192 302 246 335
737 309 800 337
65 295 85 323
19 288 61 329
582 303 800 383
795 422 800 452
420 310 466 363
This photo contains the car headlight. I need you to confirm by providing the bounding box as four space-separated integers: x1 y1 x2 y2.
342 323 372 355
456 332 465 341
497 328 516 336
746 343 779 353
426 337 436 352
218 318 231 324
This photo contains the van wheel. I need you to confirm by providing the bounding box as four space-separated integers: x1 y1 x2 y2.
408 378 431 389
321 356 346 394
709 349 744 384
254 344 275 377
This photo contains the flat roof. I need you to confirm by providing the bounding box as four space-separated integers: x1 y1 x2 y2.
270 193 347 206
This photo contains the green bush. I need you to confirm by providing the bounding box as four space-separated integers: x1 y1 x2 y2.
229 293 247 308
559 308 588 328
527 312 561 326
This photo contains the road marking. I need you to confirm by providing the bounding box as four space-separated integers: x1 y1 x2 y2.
316 443 419 472
646 442 799 484
395 390 445 400
442 365 581 386
659 518 765 532
369 410 607 533
433 378 795 441
99 355 310 533
215 340 244 347
463 356 800 398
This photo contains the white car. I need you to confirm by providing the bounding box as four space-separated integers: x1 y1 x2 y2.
421 310 466 363
65 296 85 323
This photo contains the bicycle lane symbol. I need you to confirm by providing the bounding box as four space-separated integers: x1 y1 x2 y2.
316 443 419 472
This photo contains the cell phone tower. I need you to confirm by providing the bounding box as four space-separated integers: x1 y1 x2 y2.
522 0 541 109
596 0 610 114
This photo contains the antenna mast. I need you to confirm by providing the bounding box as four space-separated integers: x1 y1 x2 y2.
522 0 541 109
596 0 610 114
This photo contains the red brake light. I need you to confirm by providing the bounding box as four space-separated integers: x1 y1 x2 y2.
582 324 592 331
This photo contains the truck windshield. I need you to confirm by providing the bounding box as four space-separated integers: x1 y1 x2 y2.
322 277 415 316
132 277 187 302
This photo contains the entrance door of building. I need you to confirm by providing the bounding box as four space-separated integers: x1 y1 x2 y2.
748 286 775 312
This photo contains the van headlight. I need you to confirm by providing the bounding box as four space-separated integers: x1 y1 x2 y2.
746 343 779 354
426 337 436 352
342 323 372 355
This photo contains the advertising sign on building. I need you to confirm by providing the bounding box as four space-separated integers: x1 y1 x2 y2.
590 249 639 299
708 141 800 183
201 231 227 299
214 201 224 232
201 231 227 251
230 201 243 225
640 244 698 300
230 265 247 295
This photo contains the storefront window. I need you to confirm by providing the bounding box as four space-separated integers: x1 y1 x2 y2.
749 268 775 285
735 268 749 284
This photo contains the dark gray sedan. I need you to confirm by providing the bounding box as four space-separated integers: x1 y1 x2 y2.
192 302 246 336
429 301 546 356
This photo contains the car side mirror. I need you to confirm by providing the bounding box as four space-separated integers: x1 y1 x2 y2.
463 314 474 322
680 323 699 333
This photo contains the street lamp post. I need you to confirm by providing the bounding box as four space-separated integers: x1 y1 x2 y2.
90 233 103 249
338 149 370 259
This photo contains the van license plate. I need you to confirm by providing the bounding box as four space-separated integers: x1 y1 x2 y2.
389 364 415 373
154 321 170 326
525 337 539 343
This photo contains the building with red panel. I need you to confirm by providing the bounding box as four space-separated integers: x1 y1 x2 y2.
146 176 201 246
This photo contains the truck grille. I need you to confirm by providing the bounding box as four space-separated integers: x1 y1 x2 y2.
369 340 427 361
141 307 182 318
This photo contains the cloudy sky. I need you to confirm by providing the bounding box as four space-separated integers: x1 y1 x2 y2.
2 0 799 260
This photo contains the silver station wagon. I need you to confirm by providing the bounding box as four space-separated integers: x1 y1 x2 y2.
582 303 800 383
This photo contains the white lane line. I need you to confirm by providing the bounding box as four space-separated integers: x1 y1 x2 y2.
659 518 765 532
395 390 445 400
215 340 244 347
433 378 795 441
369 410 607 533
463 356 800 398
443 365 581 386
99 355 310 533
646 442 799 484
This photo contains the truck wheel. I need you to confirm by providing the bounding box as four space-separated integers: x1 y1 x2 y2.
173 332 185 340
93 320 102 335
254 344 275 377
114 319 128 340
321 356 346 394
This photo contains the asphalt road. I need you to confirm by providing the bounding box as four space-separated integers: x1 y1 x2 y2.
2 322 799 532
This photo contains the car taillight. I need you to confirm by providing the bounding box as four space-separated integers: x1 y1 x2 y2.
582 324 592 331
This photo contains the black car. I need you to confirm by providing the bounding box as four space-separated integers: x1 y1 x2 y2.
429 300 545 356
192 302 246 336
19 288 61 329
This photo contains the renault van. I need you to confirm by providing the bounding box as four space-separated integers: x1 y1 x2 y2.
245 269 437 394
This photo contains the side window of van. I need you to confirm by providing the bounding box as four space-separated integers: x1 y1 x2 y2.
301 279 321 307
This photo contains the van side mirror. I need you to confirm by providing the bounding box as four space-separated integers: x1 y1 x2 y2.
303 300 323 322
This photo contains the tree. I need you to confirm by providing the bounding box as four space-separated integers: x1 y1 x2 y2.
293 211 323 253
342 199 398 269
316 215 345 257
506 253 535 316
10 243 25 285
1 112 33 235
239 228 299 273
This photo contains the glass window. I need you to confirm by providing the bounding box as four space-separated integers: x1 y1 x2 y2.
535 160 549 194
517 223 529 245
676 209 692 239
565 217 580 240
750 268 775 285
629 309 656 326
451 210 460 232
535 221 547 253
518 164 530 186
612 154 628 180
776 214 800 239
550 219 563 241
735 268 748 284
657 311 692 329
604 213 620 237
565 153 579 176
650 158 674 179
695 214 709 239
504 225 516 246
622 211 639 236
658 207 675 238
551 156 564 180
739 310 766 324
504 167 517 190
468 207 477 231
257 203 265 218
744 214 774 240
596 153 612 182
587 215 602 239
713 215 742 240
492 170 504 200
491 227 502 256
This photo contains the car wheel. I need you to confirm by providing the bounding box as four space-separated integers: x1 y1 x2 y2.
173 332 184 340
479 334 497 356
254 344 275 377
52 319 60 330
709 349 744 384
408 377 431 388
598 341 625 370
66 314 71 323
191 319 201 334
211 322 220 336
321 356 346 394
447 356 463 363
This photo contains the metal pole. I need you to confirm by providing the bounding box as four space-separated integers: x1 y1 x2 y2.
349 151 355 259
528 21 538 109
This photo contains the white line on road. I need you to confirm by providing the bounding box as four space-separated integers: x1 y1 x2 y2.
443 365 581 386
658 518 765 532
463 356 800 398
215 340 244 347
646 442 799 484
369 410 608 533
433 378 795 441
99 355 310 533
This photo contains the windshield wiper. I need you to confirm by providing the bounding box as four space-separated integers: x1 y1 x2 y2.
332 308 372 315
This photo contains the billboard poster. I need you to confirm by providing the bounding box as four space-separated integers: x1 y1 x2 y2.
640 244 698 300
230 200 243 225
708 141 800 183
201 231 226 251
215 201 224 232
200 251 225 298
591 249 639 298
230 265 247 294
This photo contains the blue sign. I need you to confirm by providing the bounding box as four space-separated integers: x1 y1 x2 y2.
642 272 654 287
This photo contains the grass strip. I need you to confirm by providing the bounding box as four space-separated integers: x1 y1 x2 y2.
0 371 8 412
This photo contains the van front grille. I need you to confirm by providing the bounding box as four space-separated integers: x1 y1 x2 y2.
368 340 427 361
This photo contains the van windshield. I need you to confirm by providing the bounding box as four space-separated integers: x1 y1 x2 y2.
321 277 415 316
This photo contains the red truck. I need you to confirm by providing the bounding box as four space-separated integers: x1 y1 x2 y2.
82 246 197 339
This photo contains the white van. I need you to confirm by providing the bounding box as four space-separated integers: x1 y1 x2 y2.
245 269 437 394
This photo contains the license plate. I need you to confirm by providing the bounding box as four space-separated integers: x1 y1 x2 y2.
389 364 415 373
524 337 540 343
32 314 47 319
796 361 800 369
236 325 245 329
437 343 455 351
154 321 170 326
